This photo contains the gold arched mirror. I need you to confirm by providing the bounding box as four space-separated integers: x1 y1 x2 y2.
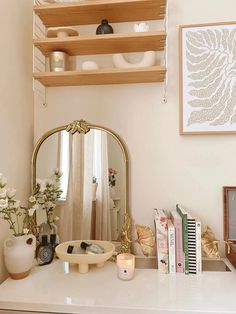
32 120 131 252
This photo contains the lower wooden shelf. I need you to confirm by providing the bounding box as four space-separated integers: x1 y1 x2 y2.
33 66 166 86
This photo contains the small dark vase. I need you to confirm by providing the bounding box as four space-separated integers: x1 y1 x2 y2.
96 19 114 35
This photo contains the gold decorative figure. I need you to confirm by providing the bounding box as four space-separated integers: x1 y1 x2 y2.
121 213 131 253
135 224 155 257
201 225 220 259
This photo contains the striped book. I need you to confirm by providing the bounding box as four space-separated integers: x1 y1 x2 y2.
177 204 202 274
153 208 169 274
171 210 184 273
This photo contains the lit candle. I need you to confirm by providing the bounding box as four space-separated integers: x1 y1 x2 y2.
117 253 135 280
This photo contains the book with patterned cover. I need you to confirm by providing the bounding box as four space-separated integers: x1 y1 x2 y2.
154 208 168 274
171 210 184 273
168 219 176 273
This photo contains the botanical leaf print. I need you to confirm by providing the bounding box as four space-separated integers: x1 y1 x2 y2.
184 25 236 129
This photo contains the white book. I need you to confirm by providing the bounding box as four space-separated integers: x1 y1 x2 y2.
168 219 176 273
195 221 202 273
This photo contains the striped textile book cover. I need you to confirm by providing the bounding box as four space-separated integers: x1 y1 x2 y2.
177 204 202 274
168 219 176 273
153 208 169 274
176 204 189 274
171 211 184 273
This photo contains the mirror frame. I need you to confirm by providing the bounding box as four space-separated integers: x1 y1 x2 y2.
31 120 131 253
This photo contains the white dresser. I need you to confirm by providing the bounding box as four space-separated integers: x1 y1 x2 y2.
0 259 236 314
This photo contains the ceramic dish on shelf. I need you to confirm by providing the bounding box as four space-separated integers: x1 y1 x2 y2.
55 240 115 274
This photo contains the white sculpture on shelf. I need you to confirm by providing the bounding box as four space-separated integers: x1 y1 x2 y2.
112 22 156 69
81 61 99 71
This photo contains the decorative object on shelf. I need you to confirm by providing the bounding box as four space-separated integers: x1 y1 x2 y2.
201 226 220 259
96 19 114 35
81 61 99 71
113 22 156 69
4 234 36 280
117 253 135 280
49 51 69 72
134 22 150 32
47 27 78 38
55 240 115 273
133 224 155 257
180 22 236 135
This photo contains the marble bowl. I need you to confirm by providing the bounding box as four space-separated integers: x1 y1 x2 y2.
55 240 115 273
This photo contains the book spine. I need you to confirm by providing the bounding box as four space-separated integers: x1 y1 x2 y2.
168 221 176 273
174 220 184 273
176 205 189 274
154 215 168 274
195 221 202 273
188 219 196 274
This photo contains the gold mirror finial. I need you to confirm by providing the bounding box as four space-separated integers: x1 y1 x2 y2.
66 120 90 134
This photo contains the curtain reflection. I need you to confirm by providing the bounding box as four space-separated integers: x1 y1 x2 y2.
57 130 111 242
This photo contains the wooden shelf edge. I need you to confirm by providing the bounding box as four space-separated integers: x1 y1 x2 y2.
33 66 166 86
34 31 166 56
34 0 167 27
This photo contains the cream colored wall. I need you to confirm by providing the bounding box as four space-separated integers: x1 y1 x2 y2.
0 1 33 282
34 0 236 253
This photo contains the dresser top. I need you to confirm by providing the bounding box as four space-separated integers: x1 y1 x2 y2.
0 259 236 314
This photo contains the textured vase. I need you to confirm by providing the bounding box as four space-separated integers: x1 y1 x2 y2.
4 234 36 280
96 20 114 35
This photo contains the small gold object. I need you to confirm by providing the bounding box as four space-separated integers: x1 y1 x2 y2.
224 240 233 254
66 120 90 135
121 213 131 253
201 225 220 259
135 224 155 257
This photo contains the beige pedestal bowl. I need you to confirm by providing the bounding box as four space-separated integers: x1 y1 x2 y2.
55 240 115 273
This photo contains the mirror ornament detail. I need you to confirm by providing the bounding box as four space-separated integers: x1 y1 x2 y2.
66 120 90 135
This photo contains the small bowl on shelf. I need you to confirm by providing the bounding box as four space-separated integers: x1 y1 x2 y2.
55 240 115 273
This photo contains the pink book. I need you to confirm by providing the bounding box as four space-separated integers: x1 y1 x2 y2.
171 210 184 273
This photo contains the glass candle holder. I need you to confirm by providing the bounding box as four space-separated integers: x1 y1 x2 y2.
117 253 135 281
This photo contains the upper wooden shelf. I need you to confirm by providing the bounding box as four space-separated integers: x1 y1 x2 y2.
34 31 166 56
34 0 166 27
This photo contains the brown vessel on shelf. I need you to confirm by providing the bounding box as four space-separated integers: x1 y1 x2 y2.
223 186 236 268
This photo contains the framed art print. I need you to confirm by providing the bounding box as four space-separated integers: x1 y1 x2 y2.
180 22 236 134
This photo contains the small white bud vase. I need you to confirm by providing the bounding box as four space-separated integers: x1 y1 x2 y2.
4 234 36 280
117 253 135 280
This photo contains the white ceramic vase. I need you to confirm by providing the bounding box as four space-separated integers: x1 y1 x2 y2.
4 234 36 280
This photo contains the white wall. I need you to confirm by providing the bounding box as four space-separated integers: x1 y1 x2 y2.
34 0 236 254
0 1 34 282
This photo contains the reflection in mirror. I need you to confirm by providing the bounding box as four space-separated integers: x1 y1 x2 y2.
35 128 126 244
227 190 236 240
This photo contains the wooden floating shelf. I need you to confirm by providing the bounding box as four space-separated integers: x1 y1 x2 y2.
33 66 166 86
34 31 166 56
34 0 166 27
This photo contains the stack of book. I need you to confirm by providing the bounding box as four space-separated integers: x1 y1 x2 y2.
154 205 202 274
